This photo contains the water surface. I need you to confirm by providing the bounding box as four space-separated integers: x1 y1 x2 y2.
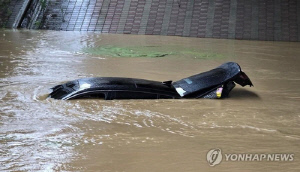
0 30 300 171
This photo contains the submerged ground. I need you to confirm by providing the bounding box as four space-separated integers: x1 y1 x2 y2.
0 30 300 171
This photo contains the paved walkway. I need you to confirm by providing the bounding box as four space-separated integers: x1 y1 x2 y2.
6 0 300 41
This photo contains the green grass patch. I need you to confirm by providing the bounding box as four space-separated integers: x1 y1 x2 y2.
82 45 226 60
181 51 225 59
82 46 172 58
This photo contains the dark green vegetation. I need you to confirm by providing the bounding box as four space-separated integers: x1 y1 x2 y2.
40 0 47 9
0 0 12 28
34 20 41 28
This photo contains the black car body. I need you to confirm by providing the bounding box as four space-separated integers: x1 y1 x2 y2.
49 62 253 100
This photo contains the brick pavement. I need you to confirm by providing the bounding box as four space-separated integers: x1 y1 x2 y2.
4 0 300 41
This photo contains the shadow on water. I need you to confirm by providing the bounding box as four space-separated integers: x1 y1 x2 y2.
229 88 260 100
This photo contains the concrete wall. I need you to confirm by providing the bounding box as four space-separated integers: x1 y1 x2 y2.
4 0 300 41
0 0 24 28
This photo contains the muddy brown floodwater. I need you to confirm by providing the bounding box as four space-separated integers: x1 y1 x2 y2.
0 30 300 171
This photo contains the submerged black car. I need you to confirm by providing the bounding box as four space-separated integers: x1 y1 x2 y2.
49 62 253 100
